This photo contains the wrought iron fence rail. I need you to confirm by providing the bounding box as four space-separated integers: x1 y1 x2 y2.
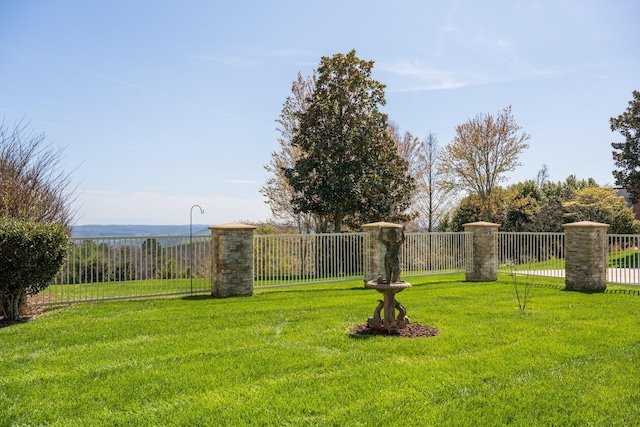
401 232 473 278
607 234 640 286
31 231 640 306
30 234 212 305
498 232 640 286
253 233 367 287
498 232 566 279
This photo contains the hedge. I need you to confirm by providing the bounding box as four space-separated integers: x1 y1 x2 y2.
0 219 69 321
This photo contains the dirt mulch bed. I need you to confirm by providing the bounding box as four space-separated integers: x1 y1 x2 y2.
350 323 439 338
0 295 55 329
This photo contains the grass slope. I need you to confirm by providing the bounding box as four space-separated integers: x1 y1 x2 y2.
2 275 639 426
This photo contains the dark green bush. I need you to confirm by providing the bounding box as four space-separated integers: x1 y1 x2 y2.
0 219 69 321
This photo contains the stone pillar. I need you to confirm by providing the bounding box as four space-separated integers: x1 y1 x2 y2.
463 221 500 282
562 221 609 292
361 221 403 283
209 222 256 297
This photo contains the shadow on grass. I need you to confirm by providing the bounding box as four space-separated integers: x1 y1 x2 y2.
256 286 368 295
180 295 217 301
347 332 375 340
348 323 440 339
559 287 640 296
605 288 640 296
178 277 468 301
179 294 254 301
254 279 462 295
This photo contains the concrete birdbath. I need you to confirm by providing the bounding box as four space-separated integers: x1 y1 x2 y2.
364 224 412 332
365 279 411 332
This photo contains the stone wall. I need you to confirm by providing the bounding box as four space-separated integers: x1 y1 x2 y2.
463 221 499 282
563 221 609 292
209 223 256 297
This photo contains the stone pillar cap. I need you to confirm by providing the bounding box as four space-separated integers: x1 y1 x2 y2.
208 222 257 230
362 221 404 229
462 221 501 227
562 221 610 228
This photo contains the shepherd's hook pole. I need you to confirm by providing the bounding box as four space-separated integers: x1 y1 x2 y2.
190 204 205 294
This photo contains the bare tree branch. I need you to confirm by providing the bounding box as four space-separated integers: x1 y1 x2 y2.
0 119 77 231
438 106 530 220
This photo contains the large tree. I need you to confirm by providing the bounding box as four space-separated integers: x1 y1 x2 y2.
611 90 640 203
283 50 414 232
444 188 508 231
386 123 425 226
502 180 542 232
443 175 613 232
261 72 329 233
419 132 453 231
388 127 453 231
563 187 638 234
438 106 530 220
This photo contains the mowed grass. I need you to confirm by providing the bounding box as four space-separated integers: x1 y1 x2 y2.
38 278 212 304
609 249 639 268
2 275 640 426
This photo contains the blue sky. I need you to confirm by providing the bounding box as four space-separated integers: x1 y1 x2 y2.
1 0 638 225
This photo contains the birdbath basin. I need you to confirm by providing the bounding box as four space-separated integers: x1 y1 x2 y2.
365 280 411 332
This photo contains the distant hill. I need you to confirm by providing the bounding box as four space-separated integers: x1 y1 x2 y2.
72 224 211 238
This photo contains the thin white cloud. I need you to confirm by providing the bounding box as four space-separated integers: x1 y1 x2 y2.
120 144 145 152
261 49 318 58
389 0 561 93
83 71 158 95
196 49 318 67
377 61 476 93
196 55 260 66
85 67 261 125
379 55 566 94
36 120 68 130
432 0 462 58
226 179 261 184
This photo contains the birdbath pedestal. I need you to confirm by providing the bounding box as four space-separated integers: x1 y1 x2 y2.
365 280 411 332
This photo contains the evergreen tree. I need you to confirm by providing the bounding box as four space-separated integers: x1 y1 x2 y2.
283 50 414 232
261 72 329 233
611 90 640 203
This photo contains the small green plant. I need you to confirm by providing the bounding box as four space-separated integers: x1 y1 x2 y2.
509 262 533 313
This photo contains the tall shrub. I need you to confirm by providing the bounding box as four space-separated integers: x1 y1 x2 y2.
0 219 69 321
1 121 76 232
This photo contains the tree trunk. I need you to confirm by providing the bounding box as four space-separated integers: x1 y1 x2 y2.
333 212 343 233
1 290 26 321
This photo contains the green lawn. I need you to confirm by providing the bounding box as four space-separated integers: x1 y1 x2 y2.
609 249 640 268
34 278 212 304
2 275 639 426
502 258 566 271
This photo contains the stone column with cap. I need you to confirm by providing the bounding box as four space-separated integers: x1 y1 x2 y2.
463 221 500 282
209 222 256 297
562 221 609 292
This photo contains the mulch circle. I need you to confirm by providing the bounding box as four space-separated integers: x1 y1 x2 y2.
350 323 439 338
0 296 54 329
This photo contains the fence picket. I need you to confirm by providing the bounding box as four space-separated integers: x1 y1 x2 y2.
29 230 640 306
